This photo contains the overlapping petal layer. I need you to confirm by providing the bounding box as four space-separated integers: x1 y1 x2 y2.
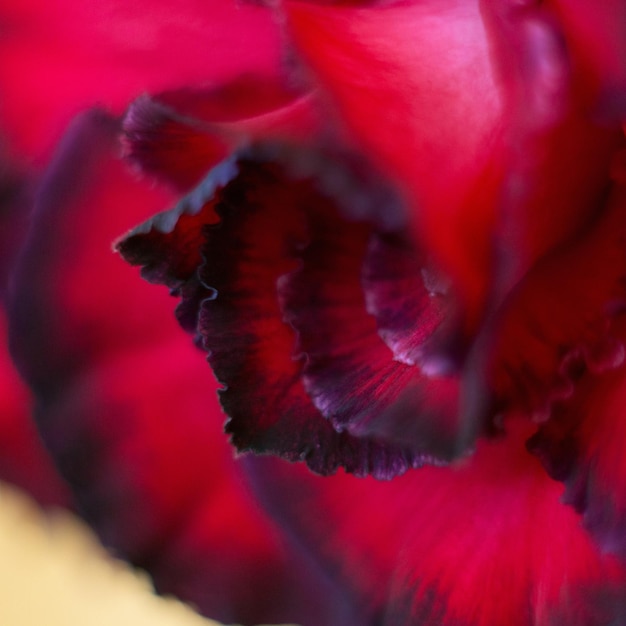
248 420 626 626
8 112 349 626
0 0 283 163
120 148 453 475
123 78 320 192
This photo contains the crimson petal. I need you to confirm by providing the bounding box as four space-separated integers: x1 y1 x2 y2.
280 205 469 461
123 77 320 192
485 177 626 419
247 420 626 625
9 112 344 625
528 310 626 562
119 147 430 477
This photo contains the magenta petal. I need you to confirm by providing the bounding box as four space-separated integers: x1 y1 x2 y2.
0 0 283 162
248 420 626 625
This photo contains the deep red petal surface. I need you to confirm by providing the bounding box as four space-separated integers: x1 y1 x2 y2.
281 205 469 460
120 151 427 477
249 419 626 625
123 78 320 191
8 112 351 625
283 0 504 314
486 176 626 419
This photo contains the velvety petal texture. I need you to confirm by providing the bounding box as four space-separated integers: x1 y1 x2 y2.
282 0 504 319
8 112 353 626
119 147 453 476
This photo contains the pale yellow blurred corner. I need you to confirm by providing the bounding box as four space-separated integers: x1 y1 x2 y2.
0 482 298 626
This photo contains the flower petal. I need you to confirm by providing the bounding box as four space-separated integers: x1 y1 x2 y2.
0 0 282 162
549 0 626 119
9 112 346 625
528 321 626 562
282 0 504 311
248 420 626 625
361 231 450 368
280 204 469 460
119 148 430 477
485 177 626 419
123 77 320 192
0 310 68 506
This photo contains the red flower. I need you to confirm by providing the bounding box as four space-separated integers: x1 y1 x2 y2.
6 0 626 625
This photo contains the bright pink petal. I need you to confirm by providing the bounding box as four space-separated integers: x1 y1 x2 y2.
0 0 282 163
249 419 626 625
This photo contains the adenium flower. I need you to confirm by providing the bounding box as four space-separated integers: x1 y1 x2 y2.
4 0 626 625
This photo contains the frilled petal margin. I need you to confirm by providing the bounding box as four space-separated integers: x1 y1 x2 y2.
246 419 626 626
484 173 626 420
8 111 349 626
123 77 320 193
528 313 626 563
117 144 481 474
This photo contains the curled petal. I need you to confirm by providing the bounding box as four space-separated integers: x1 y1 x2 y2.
361 232 449 368
10 112 341 624
123 78 320 191
280 204 469 460
282 0 504 315
0 0 283 161
119 147 440 476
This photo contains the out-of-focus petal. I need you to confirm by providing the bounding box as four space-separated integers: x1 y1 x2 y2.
9 112 352 626
0 0 283 163
548 0 626 119
123 77 320 191
248 420 626 626
485 175 626 420
282 0 504 314
528 313 626 563
0 310 68 506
